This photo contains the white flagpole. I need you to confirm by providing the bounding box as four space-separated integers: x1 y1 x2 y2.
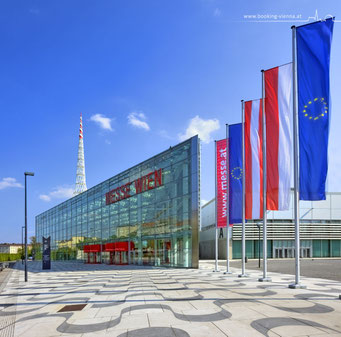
214 140 219 272
224 124 232 274
289 26 306 289
259 70 271 282
239 100 247 277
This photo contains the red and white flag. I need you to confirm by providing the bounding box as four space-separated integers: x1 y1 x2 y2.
264 63 292 210
244 99 263 220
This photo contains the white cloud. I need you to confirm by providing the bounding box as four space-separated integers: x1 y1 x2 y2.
179 115 220 144
128 112 150 131
0 177 23 190
39 194 51 202
213 8 221 17
39 186 74 202
90 114 113 131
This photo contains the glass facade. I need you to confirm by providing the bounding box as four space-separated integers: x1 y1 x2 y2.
36 136 200 268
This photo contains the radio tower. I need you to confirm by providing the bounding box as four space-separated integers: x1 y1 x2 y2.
74 113 87 196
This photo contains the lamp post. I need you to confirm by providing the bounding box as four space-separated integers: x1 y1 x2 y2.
22 226 25 264
24 172 34 282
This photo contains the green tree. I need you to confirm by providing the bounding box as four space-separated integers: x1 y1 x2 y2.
30 236 41 260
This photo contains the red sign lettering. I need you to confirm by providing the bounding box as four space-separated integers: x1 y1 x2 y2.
135 178 143 194
106 169 163 205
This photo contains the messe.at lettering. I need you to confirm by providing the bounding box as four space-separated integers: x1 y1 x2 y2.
216 139 228 228
105 169 163 205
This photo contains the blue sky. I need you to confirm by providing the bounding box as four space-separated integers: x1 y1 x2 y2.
1 0 341 243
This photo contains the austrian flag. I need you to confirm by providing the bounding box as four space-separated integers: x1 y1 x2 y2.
244 100 263 220
264 63 292 210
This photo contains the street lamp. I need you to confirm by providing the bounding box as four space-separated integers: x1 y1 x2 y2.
24 171 34 282
22 226 25 264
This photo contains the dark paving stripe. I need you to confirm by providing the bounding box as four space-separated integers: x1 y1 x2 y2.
251 317 341 337
294 292 336 299
273 302 334 314
120 327 190 337
235 290 277 297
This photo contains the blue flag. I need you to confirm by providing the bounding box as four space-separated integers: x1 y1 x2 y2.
229 123 242 224
297 19 334 200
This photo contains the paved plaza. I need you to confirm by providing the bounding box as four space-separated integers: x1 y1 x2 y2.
228 259 341 282
0 261 341 337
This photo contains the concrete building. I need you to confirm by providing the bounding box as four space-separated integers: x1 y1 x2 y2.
200 191 341 259
0 243 31 254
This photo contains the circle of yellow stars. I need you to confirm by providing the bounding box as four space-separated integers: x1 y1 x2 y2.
231 167 243 180
302 97 328 121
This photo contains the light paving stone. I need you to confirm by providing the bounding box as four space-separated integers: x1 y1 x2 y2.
147 312 189 327
0 261 340 337
213 318 280 337
181 308 228 322
269 324 327 337
171 322 228 337
67 317 110 326
107 313 149 331
188 300 222 310
67 307 101 320
251 303 305 318
223 306 268 320
308 332 341 337
160 301 196 311
95 305 131 318
14 320 35 337
82 329 128 337
129 304 163 314
15 321 66 337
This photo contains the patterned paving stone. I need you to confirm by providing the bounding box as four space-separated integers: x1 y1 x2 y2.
0 261 340 337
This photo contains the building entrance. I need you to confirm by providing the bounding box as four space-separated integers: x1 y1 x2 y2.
273 240 312 259
83 244 102 264
84 242 133 265
300 247 311 258
156 238 171 266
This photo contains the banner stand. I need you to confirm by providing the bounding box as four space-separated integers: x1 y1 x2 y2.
213 140 219 272
224 124 232 275
289 25 306 289
259 71 271 283
214 138 229 273
239 100 248 278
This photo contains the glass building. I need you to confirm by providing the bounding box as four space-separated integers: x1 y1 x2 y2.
36 136 200 268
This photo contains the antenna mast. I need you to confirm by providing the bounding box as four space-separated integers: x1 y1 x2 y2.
74 113 87 195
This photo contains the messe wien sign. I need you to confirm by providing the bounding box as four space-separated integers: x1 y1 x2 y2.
105 168 163 205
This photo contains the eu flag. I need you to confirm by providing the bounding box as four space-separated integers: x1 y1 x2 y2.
297 19 334 200
229 123 242 224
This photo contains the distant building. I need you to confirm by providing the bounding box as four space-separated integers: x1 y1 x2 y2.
200 191 341 259
0 243 32 254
